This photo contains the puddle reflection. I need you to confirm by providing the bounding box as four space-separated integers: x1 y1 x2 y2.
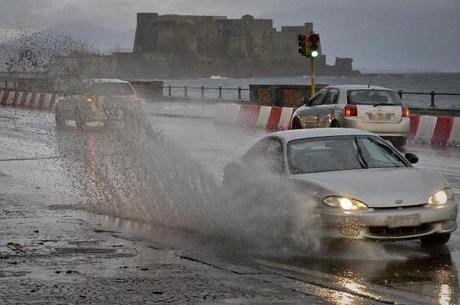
266 242 459 304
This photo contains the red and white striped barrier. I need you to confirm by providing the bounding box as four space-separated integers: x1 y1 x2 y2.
409 115 460 146
214 103 295 131
214 103 460 146
0 90 61 111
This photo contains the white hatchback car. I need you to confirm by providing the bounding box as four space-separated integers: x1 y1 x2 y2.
291 85 411 148
223 129 457 246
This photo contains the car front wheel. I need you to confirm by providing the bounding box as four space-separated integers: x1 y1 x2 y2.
420 233 451 247
330 120 340 128
292 118 302 129
55 110 65 129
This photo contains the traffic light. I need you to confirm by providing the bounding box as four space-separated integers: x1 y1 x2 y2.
307 32 320 58
298 34 307 56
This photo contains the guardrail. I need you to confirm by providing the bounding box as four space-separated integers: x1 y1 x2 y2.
160 85 250 100
397 90 460 108
2 81 459 109
159 85 460 107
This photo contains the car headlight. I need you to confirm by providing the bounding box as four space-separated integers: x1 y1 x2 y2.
323 196 368 210
428 188 454 206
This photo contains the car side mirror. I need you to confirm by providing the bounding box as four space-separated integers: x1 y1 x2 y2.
405 153 418 164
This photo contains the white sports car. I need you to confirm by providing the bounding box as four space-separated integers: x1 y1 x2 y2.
223 128 457 246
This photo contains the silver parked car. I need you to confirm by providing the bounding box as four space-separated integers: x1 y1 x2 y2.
54 79 139 129
223 128 457 246
291 85 411 148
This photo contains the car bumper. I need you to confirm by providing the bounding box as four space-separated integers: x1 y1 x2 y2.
84 104 133 122
319 202 457 240
341 117 410 137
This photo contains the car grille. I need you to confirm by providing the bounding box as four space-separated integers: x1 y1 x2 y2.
367 224 431 238
371 204 427 210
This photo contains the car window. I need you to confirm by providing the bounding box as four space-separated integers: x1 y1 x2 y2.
347 89 401 105
323 89 339 105
242 139 268 164
89 83 135 96
309 90 327 106
264 138 284 174
358 137 407 168
287 135 407 174
59 81 87 95
242 137 284 174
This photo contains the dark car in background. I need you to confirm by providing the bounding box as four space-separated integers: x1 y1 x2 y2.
54 79 139 129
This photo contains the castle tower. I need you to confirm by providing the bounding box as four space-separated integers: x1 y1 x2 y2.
133 13 159 53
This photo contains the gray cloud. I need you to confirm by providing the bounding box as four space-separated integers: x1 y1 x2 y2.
1 0 459 71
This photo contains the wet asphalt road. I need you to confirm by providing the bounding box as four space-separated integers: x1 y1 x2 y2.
1 108 340 305
1 105 460 304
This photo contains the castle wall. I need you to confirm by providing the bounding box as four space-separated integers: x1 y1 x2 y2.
56 13 356 79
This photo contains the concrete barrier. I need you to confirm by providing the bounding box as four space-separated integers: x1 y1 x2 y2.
214 103 295 130
409 115 460 146
0 90 60 110
214 103 460 146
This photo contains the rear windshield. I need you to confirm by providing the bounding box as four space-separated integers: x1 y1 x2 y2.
347 89 401 105
88 83 134 96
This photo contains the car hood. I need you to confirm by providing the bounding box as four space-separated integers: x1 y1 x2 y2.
290 167 449 208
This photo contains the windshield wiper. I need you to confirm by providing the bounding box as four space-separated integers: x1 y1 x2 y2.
373 103 393 107
354 138 368 169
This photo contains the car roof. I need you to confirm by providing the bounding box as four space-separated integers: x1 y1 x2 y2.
324 85 392 91
269 128 375 142
83 78 131 85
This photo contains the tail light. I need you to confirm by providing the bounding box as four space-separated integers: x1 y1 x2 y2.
86 96 95 104
402 106 410 117
344 104 357 117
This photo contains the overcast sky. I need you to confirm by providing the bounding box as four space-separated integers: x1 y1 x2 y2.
1 0 459 72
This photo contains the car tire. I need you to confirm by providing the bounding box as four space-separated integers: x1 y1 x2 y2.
292 118 302 129
55 110 65 129
420 233 451 247
330 120 340 128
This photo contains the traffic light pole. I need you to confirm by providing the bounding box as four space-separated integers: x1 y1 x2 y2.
299 31 319 97
310 57 316 97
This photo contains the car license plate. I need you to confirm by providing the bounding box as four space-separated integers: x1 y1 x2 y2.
370 112 390 121
387 214 421 228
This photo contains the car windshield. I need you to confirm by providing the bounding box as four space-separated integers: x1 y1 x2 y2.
287 135 407 174
89 83 134 96
347 89 401 105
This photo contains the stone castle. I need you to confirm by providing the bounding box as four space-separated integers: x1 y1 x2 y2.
53 13 356 79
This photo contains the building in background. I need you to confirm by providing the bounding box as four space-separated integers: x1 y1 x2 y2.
52 13 358 79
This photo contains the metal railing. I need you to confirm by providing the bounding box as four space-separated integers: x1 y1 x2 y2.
158 85 460 107
397 90 460 108
160 85 249 101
